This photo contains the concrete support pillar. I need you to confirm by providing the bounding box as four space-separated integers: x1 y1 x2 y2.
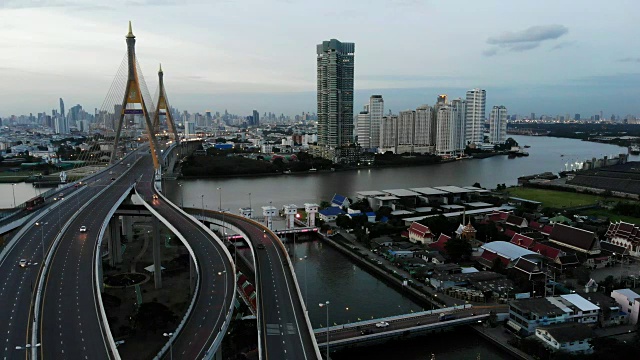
283 204 298 229
152 217 162 289
262 206 277 230
304 203 319 227
122 216 134 242
109 217 122 267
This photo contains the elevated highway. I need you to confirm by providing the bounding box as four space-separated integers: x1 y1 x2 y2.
0 148 142 360
32 145 234 360
183 208 321 360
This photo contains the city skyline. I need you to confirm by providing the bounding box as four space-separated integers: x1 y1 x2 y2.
1 1 640 117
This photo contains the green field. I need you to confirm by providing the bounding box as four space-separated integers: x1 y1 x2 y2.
507 187 609 208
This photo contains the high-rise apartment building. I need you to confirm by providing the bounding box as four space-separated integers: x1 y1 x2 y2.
316 39 355 150
355 95 384 151
435 105 455 156
451 98 466 152
397 110 415 153
465 88 486 145
489 105 508 144
379 115 398 154
415 105 434 153
369 95 383 151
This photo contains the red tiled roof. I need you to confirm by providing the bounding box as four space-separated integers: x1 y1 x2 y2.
549 223 599 252
479 249 509 266
531 243 562 260
429 234 451 252
409 222 433 238
504 229 516 239
510 233 535 249
506 215 527 228
529 221 544 230
486 211 510 223
541 225 554 235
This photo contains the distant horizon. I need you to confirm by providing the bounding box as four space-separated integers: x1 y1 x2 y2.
2 83 637 121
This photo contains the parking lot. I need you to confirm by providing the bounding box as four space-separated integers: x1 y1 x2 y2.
590 258 640 283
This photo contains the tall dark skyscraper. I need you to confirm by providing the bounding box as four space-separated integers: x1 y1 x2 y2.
59 98 65 120
252 110 259 126
316 39 355 149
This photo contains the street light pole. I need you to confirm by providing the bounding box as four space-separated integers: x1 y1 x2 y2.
300 256 308 305
15 343 41 360
36 222 48 261
201 194 204 219
249 192 252 212
163 332 173 360
12 183 16 207
319 301 330 359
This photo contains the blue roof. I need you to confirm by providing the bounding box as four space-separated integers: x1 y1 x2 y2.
331 194 348 205
319 207 346 216
365 212 376 217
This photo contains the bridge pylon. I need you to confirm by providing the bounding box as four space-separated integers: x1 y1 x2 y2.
110 21 162 173
152 64 180 145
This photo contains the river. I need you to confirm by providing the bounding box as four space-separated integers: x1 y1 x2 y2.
164 135 638 212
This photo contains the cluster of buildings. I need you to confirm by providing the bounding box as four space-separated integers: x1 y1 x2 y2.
316 183 640 354
312 38 509 163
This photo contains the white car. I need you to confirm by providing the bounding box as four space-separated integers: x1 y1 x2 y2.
375 321 389 328
19 259 27 268
79 226 87 232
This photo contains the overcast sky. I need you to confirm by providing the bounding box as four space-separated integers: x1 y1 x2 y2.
1 0 639 118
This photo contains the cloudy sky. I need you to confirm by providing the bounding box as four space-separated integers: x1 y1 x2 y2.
0 0 639 118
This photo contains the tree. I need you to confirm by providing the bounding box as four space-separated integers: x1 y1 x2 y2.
472 182 482 189
375 206 392 221
335 214 353 229
492 257 506 274
444 236 472 262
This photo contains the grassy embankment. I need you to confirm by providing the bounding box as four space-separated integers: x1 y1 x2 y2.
507 187 640 223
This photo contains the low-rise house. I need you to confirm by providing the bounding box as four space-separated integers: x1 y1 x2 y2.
508 298 568 336
319 207 345 222
535 323 594 354
551 294 600 325
371 236 393 248
408 222 434 244
508 293 600 336
331 193 350 208
611 289 640 325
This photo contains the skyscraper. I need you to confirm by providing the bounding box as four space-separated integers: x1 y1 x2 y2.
316 39 355 150
465 88 486 145
489 105 507 144
252 110 260 126
59 98 65 122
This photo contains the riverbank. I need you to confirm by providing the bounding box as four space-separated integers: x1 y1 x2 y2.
470 324 533 360
177 155 487 180
319 233 443 309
